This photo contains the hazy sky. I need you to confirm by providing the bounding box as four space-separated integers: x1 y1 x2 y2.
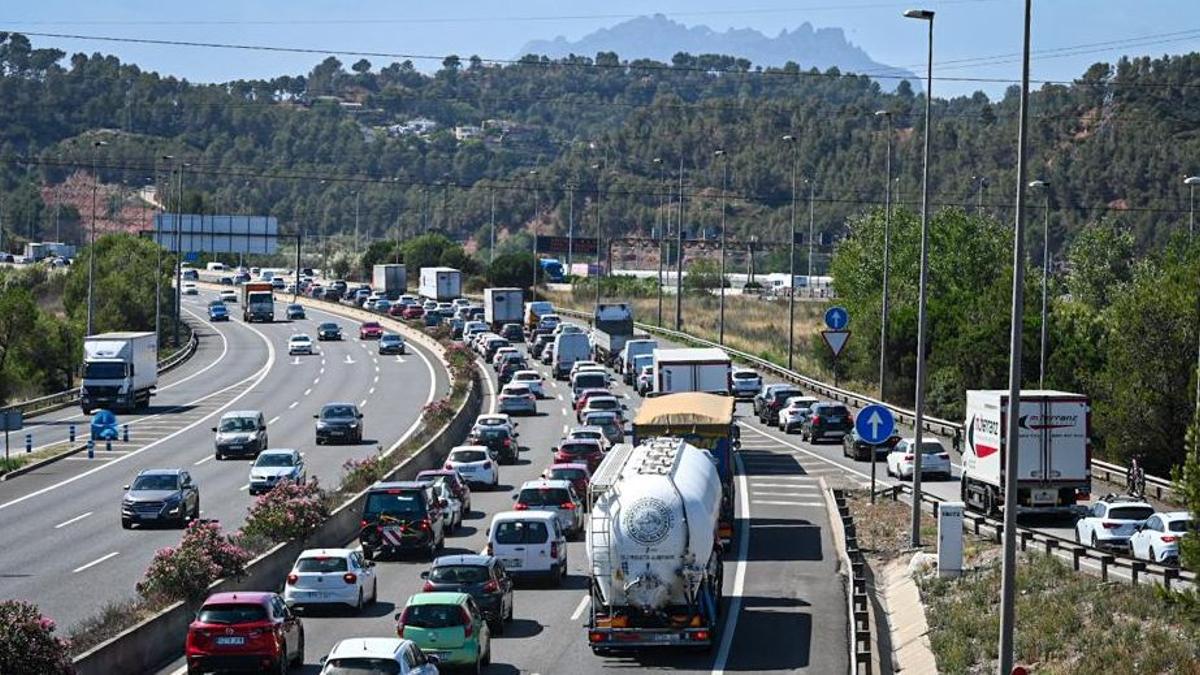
4 0 1199 99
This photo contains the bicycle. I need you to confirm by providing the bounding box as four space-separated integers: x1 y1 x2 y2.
1126 456 1146 499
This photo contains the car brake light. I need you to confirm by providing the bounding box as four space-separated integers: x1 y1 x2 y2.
904 454 914 461
418 519 431 531
811 415 820 424
550 541 559 558
561 502 577 510
514 503 529 510
360 519 369 528
1162 536 1179 543
343 572 357 584
445 463 453 470
938 453 949 459
1102 522 1121 529
461 607 474 637
483 461 492 469
482 579 499 592
286 573 298 585
422 580 435 592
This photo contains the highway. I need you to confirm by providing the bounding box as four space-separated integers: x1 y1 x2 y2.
159 328 851 674
0 287 448 632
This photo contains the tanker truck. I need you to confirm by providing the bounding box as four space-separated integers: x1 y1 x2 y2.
586 437 723 653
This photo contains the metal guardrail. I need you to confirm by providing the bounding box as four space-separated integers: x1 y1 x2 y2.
829 487 873 675
2 321 199 419
552 305 1178 503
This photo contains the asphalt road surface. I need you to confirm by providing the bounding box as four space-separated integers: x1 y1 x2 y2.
0 288 448 632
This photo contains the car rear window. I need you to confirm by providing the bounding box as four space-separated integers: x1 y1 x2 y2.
402 604 466 628
504 387 531 397
364 491 426 518
574 373 607 389
451 450 489 463
559 443 597 457
494 520 550 544
132 474 179 491
1108 506 1155 521
733 371 759 380
1168 520 1193 533
197 604 267 624
587 398 619 410
296 557 348 573
549 468 587 481
519 487 571 505
771 389 803 403
324 658 401 675
429 565 490 584
818 405 850 417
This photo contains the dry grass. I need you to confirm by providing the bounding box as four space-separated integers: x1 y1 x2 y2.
846 490 939 560
0 441 79 477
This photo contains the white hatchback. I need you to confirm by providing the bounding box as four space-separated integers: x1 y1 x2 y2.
284 548 378 611
320 638 439 675
511 370 545 398
446 445 498 489
487 511 567 584
886 438 952 480
1129 510 1191 564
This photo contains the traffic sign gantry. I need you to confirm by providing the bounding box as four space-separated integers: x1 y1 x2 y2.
824 306 849 331
855 404 896 445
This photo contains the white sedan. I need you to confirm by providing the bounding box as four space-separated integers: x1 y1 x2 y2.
435 482 464 533
288 334 314 355
473 413 516 436
1129 510 1191 564
446 445 498 489
182 282 198 295
511 370 545 398
886 438 952 480
219 289 238 303
283 547 378 611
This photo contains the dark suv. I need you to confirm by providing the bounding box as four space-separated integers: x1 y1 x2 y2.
500 323 525 342
359 481 447 560
420 555 514 632
470 426 519 465
842 428 902 461
755 385 804 424
121 468 200 529
314 402 363 444
801 402 854 443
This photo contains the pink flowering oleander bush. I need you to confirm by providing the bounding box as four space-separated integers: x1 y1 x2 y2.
422 398 455 427
0 600 72 674
136 521 251 604
341 453 386 494
241 478 329 544
444 342 476 380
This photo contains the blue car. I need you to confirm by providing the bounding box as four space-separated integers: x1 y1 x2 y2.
91 410 119 441
207 302 230 321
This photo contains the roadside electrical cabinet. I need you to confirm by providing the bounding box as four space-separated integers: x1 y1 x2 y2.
937 501 964 578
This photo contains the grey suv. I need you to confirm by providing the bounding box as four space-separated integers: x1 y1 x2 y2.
121 468 200 529
212 410 268 460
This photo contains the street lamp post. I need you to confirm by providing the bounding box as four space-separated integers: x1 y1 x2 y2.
1029 180 1051 388
1186 176 1200 239
591 162 605 310
783 135 799 370
566 182 575 268
353 189 360 264
874 110 894 504
715 149 729 344
489 185 497 264
654 157 665 327
86 139 108 336
675 156 685 331
173 162 187 348
529 169 540 297
904 6 935 548
807 179 816 297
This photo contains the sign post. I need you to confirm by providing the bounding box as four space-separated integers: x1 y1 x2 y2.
856 404 896 503
1 409 23 465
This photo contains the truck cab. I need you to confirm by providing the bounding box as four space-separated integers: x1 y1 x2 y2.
81 332 158 413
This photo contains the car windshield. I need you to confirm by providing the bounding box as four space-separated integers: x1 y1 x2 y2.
451 450 489 463
1108 506 1155 521
549 468 586 481
84 362 126 379
382 335 401 343
429 565 490 584
494 520 549 544
402 604 466 629
574 373 607 389
197 604 267 624
1168 520 1194 533
322 406 356 419
364 491 425 519
288 305 302 311
323 658 401 675
519 487 571 505
475 429 508 442
295 557 348 573
219 417 258 432
559 443 598 457
255 453 295 468
290 336 310 343
132 475 179 491
320 323 338 330
476 418 505 427
819 406 850 417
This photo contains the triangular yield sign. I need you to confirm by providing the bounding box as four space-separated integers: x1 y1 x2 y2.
821 330 851 358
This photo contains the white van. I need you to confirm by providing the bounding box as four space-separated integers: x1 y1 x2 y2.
551 332 591 381
206 261 226 272
487 511 567 584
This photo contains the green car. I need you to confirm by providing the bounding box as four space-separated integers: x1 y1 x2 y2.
395 592 491 672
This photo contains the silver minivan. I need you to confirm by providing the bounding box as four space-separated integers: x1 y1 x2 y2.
212 410 268 460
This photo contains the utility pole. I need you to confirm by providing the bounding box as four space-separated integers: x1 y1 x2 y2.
715 149 729 345
654 157 666 327
86 139 108 337
876 111 894 407
1029 180 1051 388
489 185 496 264
530 169 540 298
173 163 186 348
353 189 360 265
674 155 685 331
807 179 815 298
783 136 798 369
567 182 575 269
591 162 605 310
1185 176 1200 239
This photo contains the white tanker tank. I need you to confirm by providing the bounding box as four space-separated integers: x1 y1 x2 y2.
585 437 723 651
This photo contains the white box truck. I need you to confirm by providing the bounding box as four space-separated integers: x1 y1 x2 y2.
419 267 462 301
80 332 158 413
961 389 1091 516
484 287 524 328
653 347 731 395
372 264 407 300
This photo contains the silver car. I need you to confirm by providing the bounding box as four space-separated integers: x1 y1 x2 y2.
513 479 584 538
212 410 268 460
497 384 537 416
248 448 306 495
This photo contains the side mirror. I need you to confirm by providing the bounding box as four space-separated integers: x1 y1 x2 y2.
511 494 519 500
419 570 430 579
394 612 402 621
312 414 319 419
427 655 441 665
122 484 130 490
357 413 364 419
211 427 218 433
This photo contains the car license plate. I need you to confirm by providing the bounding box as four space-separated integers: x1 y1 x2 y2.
140 513 158 519
1031 489 1057 504
216 636 245 646
503 557 522 568
304 591 328 599
828 417 842 423
228 445 242 450
649 633 677 642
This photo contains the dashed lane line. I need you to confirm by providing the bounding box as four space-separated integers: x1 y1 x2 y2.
73 551 119 574
54 511 92 529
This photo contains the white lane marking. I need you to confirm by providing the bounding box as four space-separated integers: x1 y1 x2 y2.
561 407 568 416
314 378 321 385
373 375 379 384
193 455 215 466
288 402 299 409
395 356 406 363
484 364 498 414
712 453 750 675
563 425 569 434
369 387 376 395
750 483 821 490
73 551 119 574
304 388 312 396
360 399 368 407
344 354 355 364
739 423 879 483
375 365 380 373
753 490 820 497
556 393 563 401
320 367 326 374
754 500 826 507
268 416 280 425
291 356 301 365
55 511 93 529
570 594 591 621
239 484 249 491
0 317 277 512
321 359 326 366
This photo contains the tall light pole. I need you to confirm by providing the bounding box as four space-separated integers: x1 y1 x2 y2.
807 179 816 297
566 181 575 269
529 169 540 297
715 149 729 344
783 135 799 370
1029 180 1051 389
1186 176 1200 239
999 3 1034 674
675 155 685 331
489 184 497 264
654 157 666 327
876 110 894 408
904 6 935 548
591 162 605 310
86 139 108 336
352 189 360 266
173 162 187 348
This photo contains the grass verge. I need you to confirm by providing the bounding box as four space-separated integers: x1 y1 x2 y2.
0 441 80 478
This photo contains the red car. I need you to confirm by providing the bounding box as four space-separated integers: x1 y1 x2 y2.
574 388 612 415
553 439 606 473
185 591 304 674
401 305 425 320
416 469 472 513
387 303 407 318
542 462 591 507
359 321 383 340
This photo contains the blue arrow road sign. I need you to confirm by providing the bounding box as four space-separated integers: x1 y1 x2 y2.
855 404 896 445
824 306 849 331
184 251 200 262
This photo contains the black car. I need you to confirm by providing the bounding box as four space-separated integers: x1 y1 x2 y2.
317 322 342 341
471 426 519 465
801 402 854 443
314 402 363 444
842 428 902 461
322 287 342 302
499 323 525 342
359 481 446 560
497 360 525 385
378 333 407 355
286 304 306 320
121 468 200 529
420 555 515 632
755 385 804 424
531 333 555 359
